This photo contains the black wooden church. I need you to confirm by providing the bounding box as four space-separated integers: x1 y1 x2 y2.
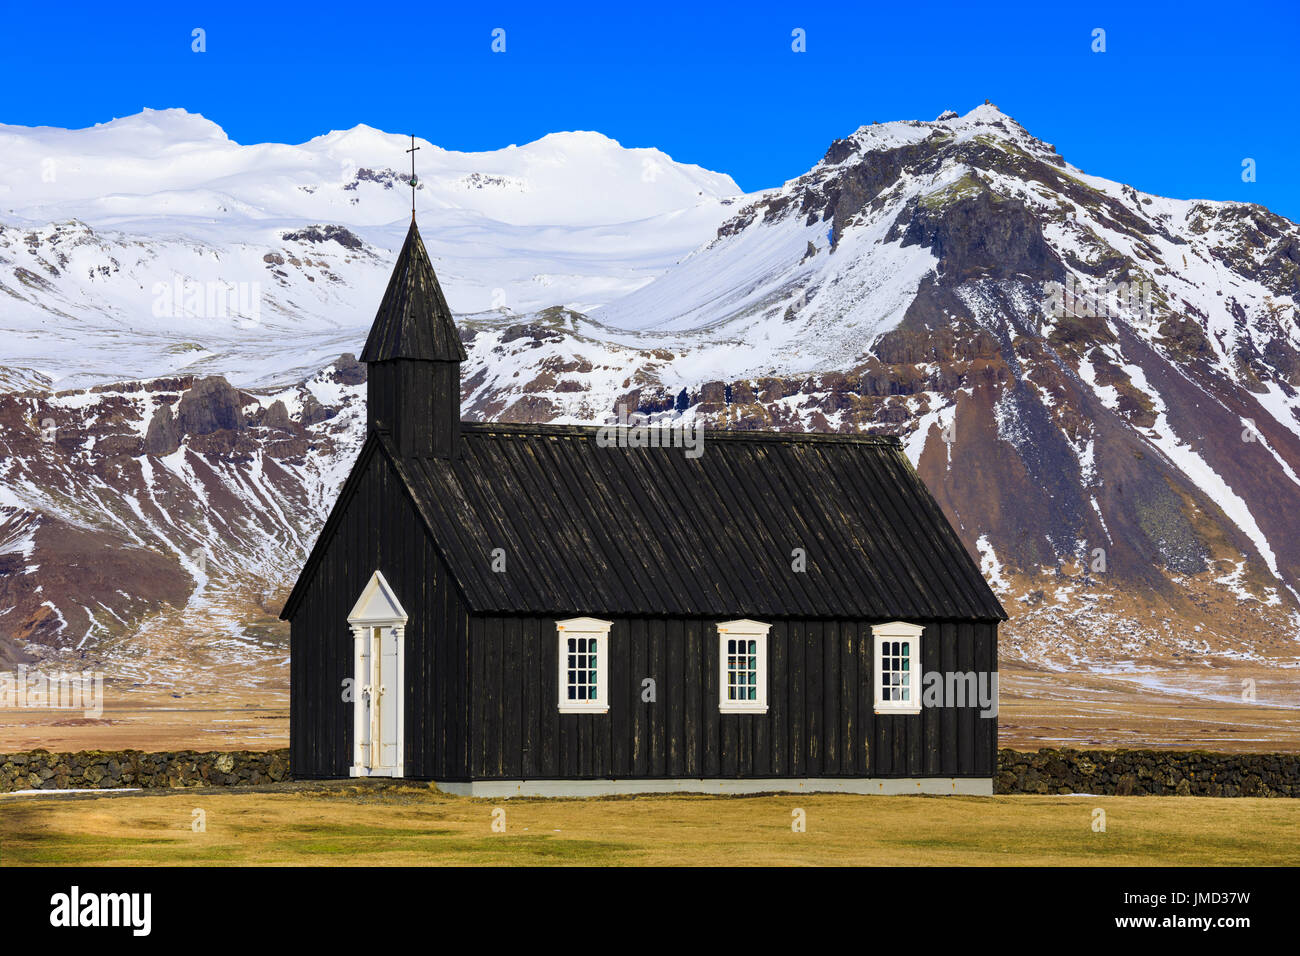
282 218 1006 796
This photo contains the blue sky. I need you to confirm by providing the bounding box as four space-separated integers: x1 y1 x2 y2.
4 0 1298 219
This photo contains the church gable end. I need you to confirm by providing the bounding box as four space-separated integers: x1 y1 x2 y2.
283 436 469 780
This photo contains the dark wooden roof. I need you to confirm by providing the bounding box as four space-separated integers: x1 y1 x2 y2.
360 220 468 363
282 423 1006 622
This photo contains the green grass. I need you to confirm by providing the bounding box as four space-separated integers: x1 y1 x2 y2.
2 786 1297 866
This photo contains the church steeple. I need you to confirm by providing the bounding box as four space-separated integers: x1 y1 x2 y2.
361 221 466 364
361 219 466 458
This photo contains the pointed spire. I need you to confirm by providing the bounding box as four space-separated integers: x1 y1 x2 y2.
361 220 467 364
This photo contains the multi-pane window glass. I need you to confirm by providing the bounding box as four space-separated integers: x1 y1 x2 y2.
880 639 912 703
872 623 923 714
726 637 760 702
718 621 769 713
557 619 610 713
566 636 599 701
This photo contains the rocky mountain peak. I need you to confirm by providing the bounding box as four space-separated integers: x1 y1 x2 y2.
3 109 1299 705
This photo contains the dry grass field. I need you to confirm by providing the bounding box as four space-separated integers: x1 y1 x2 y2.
2 781 1298 866
996 661 1300 752
3 659 1296 754
0 687 288 753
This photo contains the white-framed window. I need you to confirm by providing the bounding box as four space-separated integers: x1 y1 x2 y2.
718 619 769 714
557 617 611 713
873 621 923 715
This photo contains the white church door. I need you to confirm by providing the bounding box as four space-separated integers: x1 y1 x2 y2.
347 571 407 778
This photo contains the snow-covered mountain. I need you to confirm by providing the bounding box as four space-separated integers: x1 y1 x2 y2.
3 105 1300 695
0 108 741 388
462 105 1300 674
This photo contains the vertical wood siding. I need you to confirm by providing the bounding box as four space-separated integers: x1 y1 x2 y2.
367 362 458 459
462 616 997 780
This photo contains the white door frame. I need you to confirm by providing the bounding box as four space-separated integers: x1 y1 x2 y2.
347 570 408 778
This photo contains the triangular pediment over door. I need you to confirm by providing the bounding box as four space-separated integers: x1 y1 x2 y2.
348 570 408 625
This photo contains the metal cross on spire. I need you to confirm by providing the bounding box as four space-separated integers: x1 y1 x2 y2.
406 134 420 222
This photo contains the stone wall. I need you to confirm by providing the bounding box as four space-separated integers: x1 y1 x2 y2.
2 747 1297 795
0 749 289 792
997 748 1300 797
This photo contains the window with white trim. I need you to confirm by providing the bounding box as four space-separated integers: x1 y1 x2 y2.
718 619 769 713
557 618 611 713
873 621 923 714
